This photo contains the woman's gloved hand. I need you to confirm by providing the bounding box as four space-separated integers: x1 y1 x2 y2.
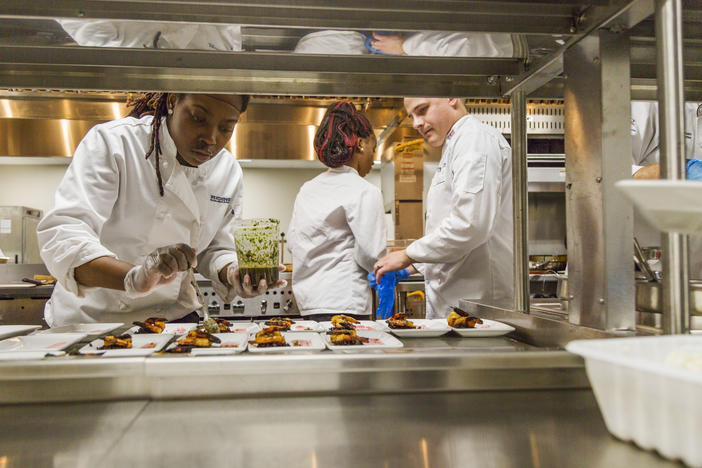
222 263 287 299
123 243 197 298
368 268 410 319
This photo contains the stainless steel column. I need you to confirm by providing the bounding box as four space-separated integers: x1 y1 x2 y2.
564 30 635 331
656 0 690 334
511 90 529 313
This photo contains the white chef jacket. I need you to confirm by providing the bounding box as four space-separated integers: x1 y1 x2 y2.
406 115 514 318
402 32 514 57
288 166 386 316
294 30 369 55
631 101 701 165
57 19 242 51
38 116 243 326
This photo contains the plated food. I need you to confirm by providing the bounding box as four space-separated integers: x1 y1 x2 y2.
386 312 415 329
250 327 289 348
132 317 167 334
264 317 293 331
248 331 325 353
331 314 358 330
323 330 403 351
326 328 367 346
99 334 132 350
79 333 173 356
167 329 221 353
200 318 231 334
381 318 451 338
447 307 484 328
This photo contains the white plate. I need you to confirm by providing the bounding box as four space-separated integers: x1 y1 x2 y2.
317 320 385 332
323 330 404 351
37 323 123 336
0 333 86 352
286 320 322 332
222 321 261 334
616 180 702 234
247 332 325 353
165 332 248 355
79 334 174 357
381 319 451 338
450 318 515 337
0 325 41 340
0 351 49 361
126 323 196 336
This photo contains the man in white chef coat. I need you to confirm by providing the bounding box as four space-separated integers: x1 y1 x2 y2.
374 98 514 319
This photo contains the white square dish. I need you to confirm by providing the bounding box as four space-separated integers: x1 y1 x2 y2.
165 332 248 355
317 320 385 332
381 319 451 338
0 333 86 352
79 334 174 357
37 323 123 336
0 325 42 340
450 318 515 337
126 323 196 336
247 332 325 353
223 321 260 334
323 330 404 351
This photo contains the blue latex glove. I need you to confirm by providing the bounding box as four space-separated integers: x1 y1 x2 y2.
368 268 410 319
687 159 702 180
364 31 396 55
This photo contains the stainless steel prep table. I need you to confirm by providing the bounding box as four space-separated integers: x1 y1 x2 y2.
0 390 682 468
0 335 587 403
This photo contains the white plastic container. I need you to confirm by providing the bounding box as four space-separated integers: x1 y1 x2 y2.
566 336 702 467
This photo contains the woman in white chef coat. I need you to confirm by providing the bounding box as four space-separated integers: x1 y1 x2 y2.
38 92 281 327
288 101 386 320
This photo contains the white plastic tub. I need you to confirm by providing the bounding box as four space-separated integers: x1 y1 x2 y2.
566 335 702 467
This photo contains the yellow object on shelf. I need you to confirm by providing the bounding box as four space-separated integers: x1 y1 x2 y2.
393 138 424 153
33 274 56 284
407 291 425 301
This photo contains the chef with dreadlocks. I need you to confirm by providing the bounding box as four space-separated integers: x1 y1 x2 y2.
38 93 283 326
287 101 386 320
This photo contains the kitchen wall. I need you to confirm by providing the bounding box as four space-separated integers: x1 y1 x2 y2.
0 163 383 237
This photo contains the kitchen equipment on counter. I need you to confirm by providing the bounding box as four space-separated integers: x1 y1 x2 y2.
0 206 42 264
633 237 657 282
635 280 702 315
193 271 299 318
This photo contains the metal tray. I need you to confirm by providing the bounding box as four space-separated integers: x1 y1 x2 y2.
635 280 702 316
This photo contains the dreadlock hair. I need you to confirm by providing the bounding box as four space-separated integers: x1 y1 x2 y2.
126 92 171 196
125 93 252 197
314 101 374 168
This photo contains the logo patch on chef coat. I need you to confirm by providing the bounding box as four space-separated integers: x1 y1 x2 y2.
210 195 231 204
447 129 456 141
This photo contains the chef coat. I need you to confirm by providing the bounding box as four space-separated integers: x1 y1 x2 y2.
57 19 242 51
38 116 243 326
402 32 514 57
631 101 701 165
288 166 386 316
406 115 514 318
294 30 369 54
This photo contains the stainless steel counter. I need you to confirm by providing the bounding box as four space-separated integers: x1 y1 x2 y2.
0 335 588 404
0 390 682 468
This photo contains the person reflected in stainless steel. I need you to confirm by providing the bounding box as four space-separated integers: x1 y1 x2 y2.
293 29 514 57
374 98 514 319
57 19 242 51
368 31 514 57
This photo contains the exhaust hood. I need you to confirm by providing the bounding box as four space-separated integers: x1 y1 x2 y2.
0 91 419 161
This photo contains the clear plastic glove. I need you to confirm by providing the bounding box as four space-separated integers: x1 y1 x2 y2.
123 243 197 298
224 263 287 299
368 268 410 319
687 159 702 180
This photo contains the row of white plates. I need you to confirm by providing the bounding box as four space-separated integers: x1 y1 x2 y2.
0 318 514 359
